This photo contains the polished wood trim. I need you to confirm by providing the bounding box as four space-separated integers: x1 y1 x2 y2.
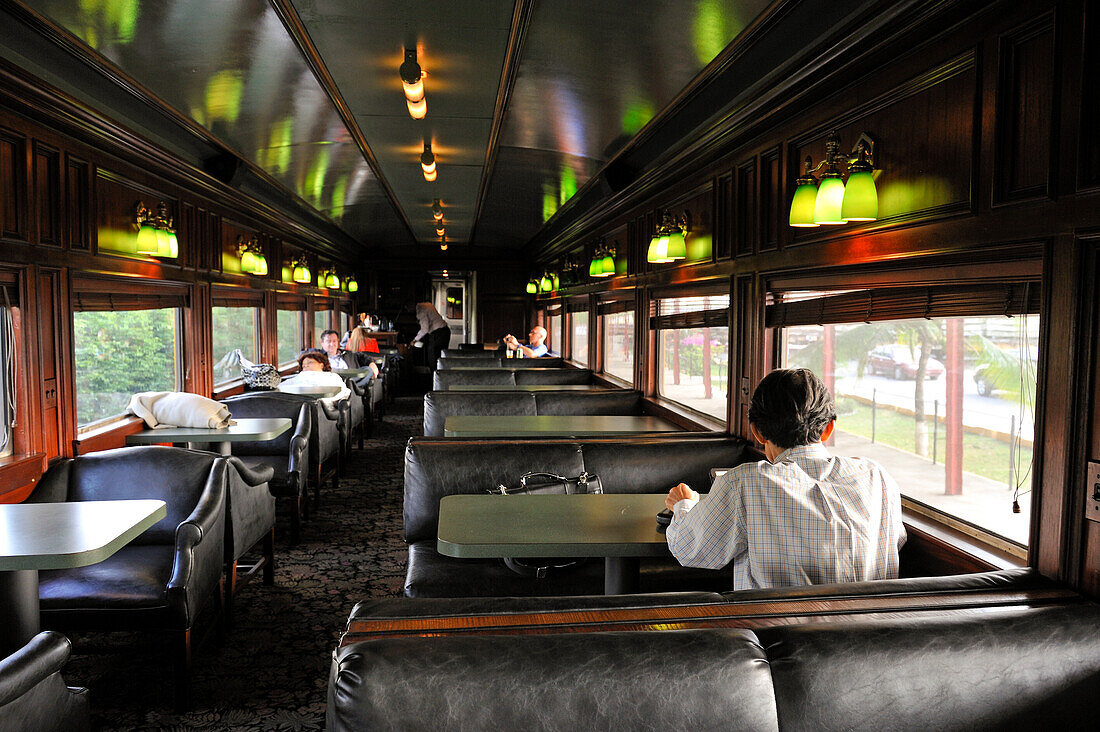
71 416 145 456
341 587 1080 644
469 0 536 243
0 452 46 501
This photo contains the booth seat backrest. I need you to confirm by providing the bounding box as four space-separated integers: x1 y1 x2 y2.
436 358 502 369
514 369 591 385
220 394 311 456
508 358 564 369
404 441 585 543
581 437 751 494
434 370 515 389
423 391 536 437
440 352 501 360
32 446 220 545
533 390 642 416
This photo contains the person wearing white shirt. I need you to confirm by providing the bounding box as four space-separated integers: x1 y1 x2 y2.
664 368 906 591
320 329 378 378
278 349 352 407
412 302 451 369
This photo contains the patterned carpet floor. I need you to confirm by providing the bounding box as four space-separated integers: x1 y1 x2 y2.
64 395 421 731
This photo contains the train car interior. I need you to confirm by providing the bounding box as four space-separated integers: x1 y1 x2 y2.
0 0 1098 729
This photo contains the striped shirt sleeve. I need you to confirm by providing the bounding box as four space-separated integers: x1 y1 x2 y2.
665 470 746 569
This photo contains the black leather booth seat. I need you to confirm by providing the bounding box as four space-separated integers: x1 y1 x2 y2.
436 357 565 369
328 601 1100 731
0 631 89 732
433 368 592 390
423 389 644 436
403 435 751 597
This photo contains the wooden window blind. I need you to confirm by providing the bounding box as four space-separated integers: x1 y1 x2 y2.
277 294 306 311
211 286 263 309
597 299 635 316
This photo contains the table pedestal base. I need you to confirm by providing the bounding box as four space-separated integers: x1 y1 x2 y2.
604 557 639 595
0 569 40 654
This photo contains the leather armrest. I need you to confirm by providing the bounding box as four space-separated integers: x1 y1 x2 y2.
0 631 70 705
168 461 226 625
225 455 274 486
347 379 367 396
317 400 340 421
288 428 309 487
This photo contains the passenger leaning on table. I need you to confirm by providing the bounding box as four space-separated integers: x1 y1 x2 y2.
502 325 549 357
665 368 906 590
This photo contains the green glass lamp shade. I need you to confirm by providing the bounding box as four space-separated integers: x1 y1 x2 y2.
539 275 553 292
240 249 257 273
600 253 615 275
664 231 687 261
136 223 160 254
646 234 659 263
526 280 537 294
813 174 847 224
292 265 309 283
788 181 820 227
648 234 672 263
155 229 171 256
253 255 268 276
326 273 339 288
840 170 878 221
589 257 601 277
166 231 179 258
348 278 358 293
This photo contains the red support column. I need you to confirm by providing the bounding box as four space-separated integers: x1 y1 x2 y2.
945 318 964 495
672 331 681 385
822 324 836 446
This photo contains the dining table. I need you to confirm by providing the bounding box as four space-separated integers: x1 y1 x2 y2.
443 384 616 392
0 499 167 653
278 384 344 398
125 417 291 456
437 493 670 594
443 415 681 438
333 366 375 379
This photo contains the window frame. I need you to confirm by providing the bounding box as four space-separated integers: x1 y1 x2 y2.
597 292 636 386
565 297 590 366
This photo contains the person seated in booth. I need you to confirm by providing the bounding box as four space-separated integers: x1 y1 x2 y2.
278 348 352 406
664 368 906 590
321 328 379 378
502 326 549 357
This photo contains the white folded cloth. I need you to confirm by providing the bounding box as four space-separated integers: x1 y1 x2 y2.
126 391 236 430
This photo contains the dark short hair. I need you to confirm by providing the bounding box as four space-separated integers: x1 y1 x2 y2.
320 329 340 341
297 348 331 372
747 369 836 448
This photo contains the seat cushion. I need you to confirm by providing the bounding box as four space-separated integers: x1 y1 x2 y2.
405 541 605 598
38 546 174 610
533 390 642 415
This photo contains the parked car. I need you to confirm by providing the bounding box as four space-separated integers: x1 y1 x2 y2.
973 356 1037 397
868 344 945 380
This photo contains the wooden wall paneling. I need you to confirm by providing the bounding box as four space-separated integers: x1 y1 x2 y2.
717 173 733 260
605 224 627 279
65 155 90 250
35 269 63 461
476 297 529 349
993 12 1056 204
735 158 757 258
732 274 758 439
95 169 175 259
1077 0 1099 190
191 283 212 397
32 142 60 247
1077 233 1100 595
759 147 781 253
790 52 979 247
0 126 27 241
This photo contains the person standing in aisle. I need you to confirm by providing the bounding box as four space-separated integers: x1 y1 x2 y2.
412 301 451 369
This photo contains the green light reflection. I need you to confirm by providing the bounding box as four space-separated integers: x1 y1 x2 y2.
692 0 748 66
204 70 243 124
621 99 655 136
559 165 577 206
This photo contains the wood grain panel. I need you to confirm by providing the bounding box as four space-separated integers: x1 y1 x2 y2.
716 173 732 260
759 147 780 252
94 169 171 257
735 158 757 258
791 53 978 242
1079 3 1100 190
477 295 528 346
994 14 1056 203
33 142 60 247
65 155 89 250
0 128 27 241
36 271 62 461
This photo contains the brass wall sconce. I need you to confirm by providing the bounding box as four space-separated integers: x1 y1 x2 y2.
647 210 689 264
590 240 616 277
236 235 267 275
318 267 340 289
290 255 311 284
347 276 358 293
789 130 878 227
134 200 178 258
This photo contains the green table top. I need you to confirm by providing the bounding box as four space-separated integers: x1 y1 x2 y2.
279 384 343 398
443 384 616 392
440 366 571 372
444 415 681 437
125 417 291 444
0 499 167 570
437 494 670 558
333 367 374 378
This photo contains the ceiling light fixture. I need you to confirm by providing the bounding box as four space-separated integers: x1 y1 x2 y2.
400 48 426 119
436 223 445 237
789 130 878 227
440 234 447 251
432 198 443 221
421 141 436 182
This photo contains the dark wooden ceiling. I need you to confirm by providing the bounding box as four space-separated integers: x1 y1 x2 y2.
9 0 776 258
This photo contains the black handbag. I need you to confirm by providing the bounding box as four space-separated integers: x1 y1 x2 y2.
489 471 602 578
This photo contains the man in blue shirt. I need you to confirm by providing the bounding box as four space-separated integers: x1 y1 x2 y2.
503 326 549 357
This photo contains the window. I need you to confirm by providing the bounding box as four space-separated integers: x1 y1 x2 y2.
653 293 730 422
544 306 562 355
211 307 260 385
277 310 304 365
569 309 589 365
314 308 331 347
599 301 634 384
770 282 1040 551
73 308 182 429
0 292 14 458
